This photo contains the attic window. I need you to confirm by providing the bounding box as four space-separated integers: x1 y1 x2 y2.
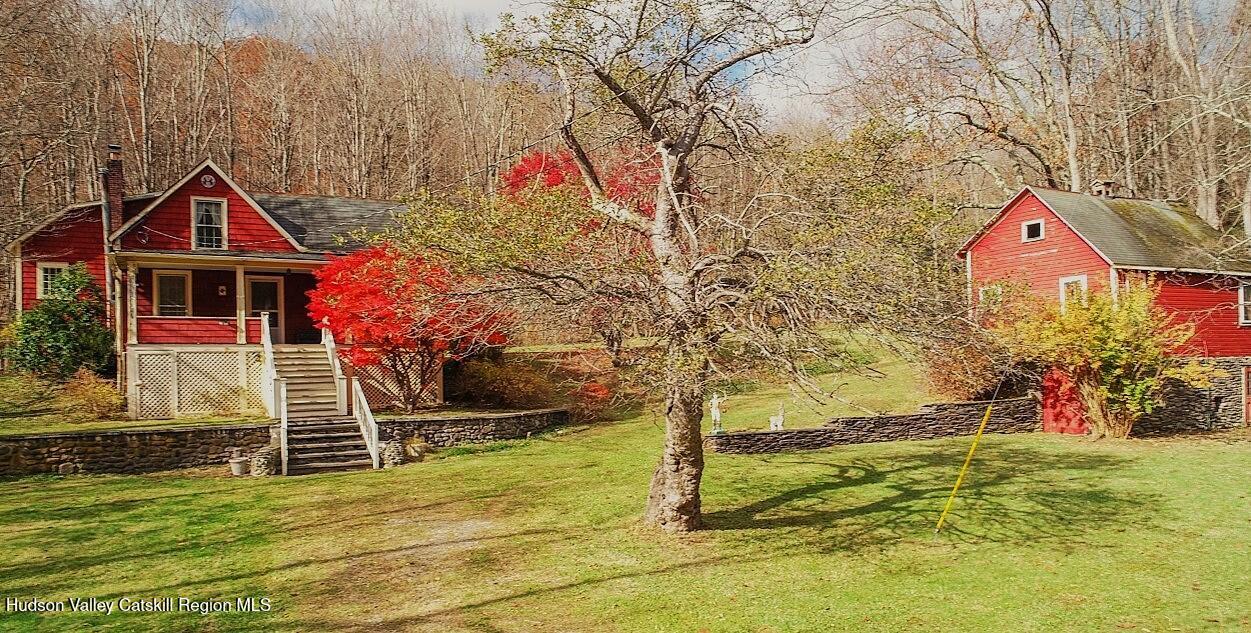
192 198 226 249
1021 219 1045 242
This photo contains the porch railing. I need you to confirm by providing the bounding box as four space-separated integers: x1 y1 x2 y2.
260 312 277 418
278 378 289 476
351 376 380 469
135 315 264 344
321 320 348 415
262 313 292 475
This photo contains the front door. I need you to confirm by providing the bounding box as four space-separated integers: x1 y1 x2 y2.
247 277 284 344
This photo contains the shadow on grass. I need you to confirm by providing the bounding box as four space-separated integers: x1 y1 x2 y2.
702 442 1161 551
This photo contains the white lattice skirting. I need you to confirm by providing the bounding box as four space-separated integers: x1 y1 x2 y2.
127 346 265 419
350 362 442 410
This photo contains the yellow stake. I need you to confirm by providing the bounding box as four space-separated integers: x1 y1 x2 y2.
935 403 993 534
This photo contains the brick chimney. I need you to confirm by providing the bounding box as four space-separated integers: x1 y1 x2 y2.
102 144 125 233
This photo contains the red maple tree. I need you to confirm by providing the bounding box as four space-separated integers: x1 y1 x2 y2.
307 244 509 411
500 148 661 216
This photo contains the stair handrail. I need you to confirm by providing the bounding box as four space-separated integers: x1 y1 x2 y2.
351 376 380 469
321 319 348 415
278 378 289 475
260 311 276 418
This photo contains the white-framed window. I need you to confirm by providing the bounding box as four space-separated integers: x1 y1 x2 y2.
1059 274 1088 312
192 197 227 249
977 284 1005 308
153 270 192 316
35 262 70 298
1021 219 1045 242
1239 282 1251 325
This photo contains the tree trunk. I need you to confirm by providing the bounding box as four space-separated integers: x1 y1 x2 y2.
643 373 706 532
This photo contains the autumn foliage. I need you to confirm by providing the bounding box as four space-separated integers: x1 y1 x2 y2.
307 244 509 411
500 148 661 216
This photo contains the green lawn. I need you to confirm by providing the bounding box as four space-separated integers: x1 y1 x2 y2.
0 374 264 436
3 393 1250 631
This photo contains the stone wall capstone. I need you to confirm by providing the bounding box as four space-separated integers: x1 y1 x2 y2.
377 408 568 449
0 424 272 476
705 397 1039 454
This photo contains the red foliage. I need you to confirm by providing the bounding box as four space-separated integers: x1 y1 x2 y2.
499 148 661 216
307 244 509 367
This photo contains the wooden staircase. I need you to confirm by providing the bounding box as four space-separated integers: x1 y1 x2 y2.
265 332 380 476
285 417 374 475
273 345 342 419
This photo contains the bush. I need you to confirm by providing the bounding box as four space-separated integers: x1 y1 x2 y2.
6 264 113 380
62 368 124 418
569 381 613 421
453 358 560 409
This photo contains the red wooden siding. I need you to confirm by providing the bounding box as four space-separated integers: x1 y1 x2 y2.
967 191 1110 304
120 166 297 253
1041 368 1088 434
1152 274 1251 357
19 206 107 311
135 316 263 344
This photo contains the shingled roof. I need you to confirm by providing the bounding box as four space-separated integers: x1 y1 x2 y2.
250 193 401 252
963 187 1251 274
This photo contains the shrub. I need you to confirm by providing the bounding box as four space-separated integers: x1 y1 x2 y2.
6 264 113 380
569 380 613 421
453 358 560 409
62 368 124 418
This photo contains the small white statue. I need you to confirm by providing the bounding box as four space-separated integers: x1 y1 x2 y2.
769 404 785 431
709 393 726 435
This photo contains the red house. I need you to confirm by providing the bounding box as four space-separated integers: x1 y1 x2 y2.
958 184 1251 434
5 146 429 420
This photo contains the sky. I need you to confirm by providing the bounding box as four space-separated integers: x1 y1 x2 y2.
241 0 841 120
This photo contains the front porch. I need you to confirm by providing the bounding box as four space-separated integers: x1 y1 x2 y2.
121 259 321 346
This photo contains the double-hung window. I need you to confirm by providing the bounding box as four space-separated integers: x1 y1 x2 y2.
1239 282 1251 325
193 198 226 249
35 262 69 298
1059 275 1088 312
154 271 191 316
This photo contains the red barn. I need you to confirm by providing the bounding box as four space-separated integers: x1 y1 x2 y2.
958 185 1251 435
5 146 429 422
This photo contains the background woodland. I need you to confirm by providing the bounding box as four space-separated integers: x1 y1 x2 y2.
3 0 1250 321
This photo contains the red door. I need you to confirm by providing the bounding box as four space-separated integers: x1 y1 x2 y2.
1243 367 1251 426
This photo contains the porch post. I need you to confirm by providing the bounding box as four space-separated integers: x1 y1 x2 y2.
126 262 138 345
235 265 246 344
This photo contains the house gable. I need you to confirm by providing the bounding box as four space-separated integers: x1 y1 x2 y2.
16 206 108 312
114 161 302 253
965 188 1111 303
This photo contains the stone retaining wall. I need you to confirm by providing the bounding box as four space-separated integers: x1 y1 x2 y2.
377 408 569 448
1136 356 1250 436
705 397 1039 454
0 424 273 476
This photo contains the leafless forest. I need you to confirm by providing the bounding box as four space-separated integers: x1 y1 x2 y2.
3 0 1250 319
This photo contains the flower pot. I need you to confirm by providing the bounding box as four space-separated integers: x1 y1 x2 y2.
228 457 249 476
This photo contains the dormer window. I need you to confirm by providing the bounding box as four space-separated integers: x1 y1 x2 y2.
1021 219 1045 242
192 198 226 249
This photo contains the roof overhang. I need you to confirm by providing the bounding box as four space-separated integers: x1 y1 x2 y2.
112 250 327 269
1114 264 1251 279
